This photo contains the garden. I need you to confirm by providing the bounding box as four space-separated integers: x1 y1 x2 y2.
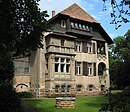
22 96 106 112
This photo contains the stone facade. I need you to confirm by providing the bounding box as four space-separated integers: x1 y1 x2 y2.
13 3 113 97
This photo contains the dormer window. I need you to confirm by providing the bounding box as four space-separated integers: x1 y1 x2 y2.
75 23 78 28
71 22 74 27
79 24 82 29
61 20 66 27
86 26 89 31
83 25 86 29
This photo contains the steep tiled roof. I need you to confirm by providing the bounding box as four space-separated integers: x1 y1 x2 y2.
60 3 98 23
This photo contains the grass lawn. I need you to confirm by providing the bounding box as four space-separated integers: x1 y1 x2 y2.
22 96 106 112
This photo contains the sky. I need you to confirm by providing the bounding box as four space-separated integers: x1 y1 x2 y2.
39 0 130 39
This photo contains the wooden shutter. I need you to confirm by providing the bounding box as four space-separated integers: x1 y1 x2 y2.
83 62 88 76
82 42 87 53
93 63 96 76
74 41 76 51
75 61 77 75
93 43 96 54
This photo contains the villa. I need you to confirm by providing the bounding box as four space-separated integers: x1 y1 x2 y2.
13 3 113 97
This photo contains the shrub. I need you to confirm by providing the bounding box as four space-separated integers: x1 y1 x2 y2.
18 92 33 98
99 89 130 112
0 81 22 112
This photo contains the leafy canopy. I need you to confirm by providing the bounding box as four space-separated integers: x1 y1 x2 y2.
103 0 130 29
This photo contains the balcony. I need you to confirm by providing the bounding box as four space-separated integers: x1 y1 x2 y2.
46 45 75 55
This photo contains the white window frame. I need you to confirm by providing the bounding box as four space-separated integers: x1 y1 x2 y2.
76 41 81 52
61 20 66 27
86 26 90 31
82 25 86 29
71 22 74 28
87 43 92 53
75 23 78 28
76 62 82 75
88 63 92 76
79 24 82 29
55 58 70 73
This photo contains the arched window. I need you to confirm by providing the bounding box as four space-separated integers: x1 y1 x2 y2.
61 84 71 92
101 85 105 91
55 85 60 93
98 62 106 76
88 85 94 91
76 85 83 92
67 85 71 92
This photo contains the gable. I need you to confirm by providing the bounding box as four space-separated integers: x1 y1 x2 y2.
60 3 98 23
48 3 113 45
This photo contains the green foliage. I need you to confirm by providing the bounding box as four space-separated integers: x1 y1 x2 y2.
99 89 130 112
0 54 14 81
104 29 130 112
0 0 49 57
0 82 22 112
109 29 130 89
0 0 49 111
103 0 130 29
18 92 33 98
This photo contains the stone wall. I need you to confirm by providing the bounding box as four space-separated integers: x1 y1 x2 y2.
56 97 75 109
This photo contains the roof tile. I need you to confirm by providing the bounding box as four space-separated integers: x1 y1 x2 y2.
60 3 98 23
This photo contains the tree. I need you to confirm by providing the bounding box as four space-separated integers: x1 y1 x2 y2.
99 88 130 112
108 30 130 89
103 0 130 29
100 29 130 112
0 0 48 111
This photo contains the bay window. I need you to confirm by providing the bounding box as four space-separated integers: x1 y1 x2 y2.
55 58 70 73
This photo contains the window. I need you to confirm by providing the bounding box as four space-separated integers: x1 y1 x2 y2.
86 26 89 31
82 25 86 29
61 85 65 92
88 85 93 91
71 22 74 27
54 58 70 73
87 43 92 53
66 59 70 73
79 24 82 29
97 43 105 54
61 39 65 46
76 85 82 92
76 62 82 75
75 23 78 28
88 63 92 75
61 84 71 92
61 20 66 27
76 41 81 52
14 60 29 74
55 85 60 93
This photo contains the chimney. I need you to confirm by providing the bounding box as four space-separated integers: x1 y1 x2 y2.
52 10 55 17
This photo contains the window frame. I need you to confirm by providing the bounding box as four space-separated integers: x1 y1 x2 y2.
76 62 82 75
61 20 66 27
61 39 65 46
14 60 29 74
87 43 92 53
76 41 81 52
88 63 93 76
54 58 70 74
